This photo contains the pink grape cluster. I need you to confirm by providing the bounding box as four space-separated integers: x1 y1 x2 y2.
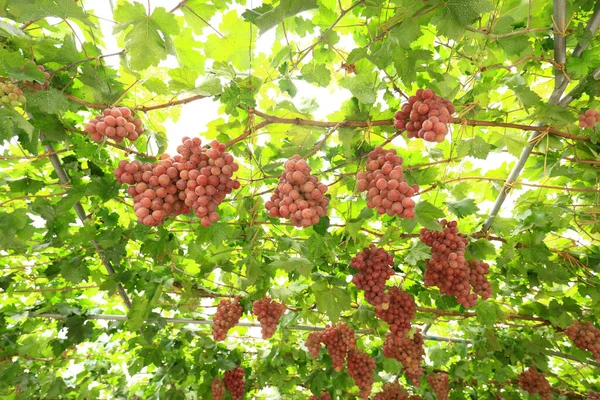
372 381 411 400
85 106 144 142
224 366 245 400
265 155 329 227
565 321 600 362
356 147 418 219
252 297 287 339
114 137 240 226
309 392 332 400
383 330 425 386
211 377 225 400
305 322 356 372
212 297 244 341
517 366 552 400
578 109 600 128
350 245 395 306
467 260 492 300
347 349 376 399
588 392 600 400
394 88 455 143
427 373 450 400
374 287 416 338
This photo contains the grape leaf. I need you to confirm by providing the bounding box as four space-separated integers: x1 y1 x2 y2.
446 198 479 218
243 0 318 34
415 201 445 231
311 281 351 323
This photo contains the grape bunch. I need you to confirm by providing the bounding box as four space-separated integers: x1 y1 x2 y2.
322 322 356 371
265 155 329 227
85 107 144 143
393 88 455 143
517 366 552 400
356 147 418 219
565 321 600 362
588 392 600 400
212 297 244 341
427 373 450 400
224 366 245 400
347 349 376 399
212 377 226 400
409 396 423 400
420 220 479 308
309 392 332 400
375 287 416 338
252 296 287 339
114 137 240 226
578 109 600 128
383 330 425 386
372 382 410 400
1 83 26 107
306 331 323 357
22 61 50 92
350 245 395 306
467 260 492 300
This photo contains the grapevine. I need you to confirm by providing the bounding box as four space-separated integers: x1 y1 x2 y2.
224 366 245 400
578 109 600 128
393 88 455 143
212 297 244 341
265 154 329 227
372 381 410 400
374 286 416 338
212 377 226 400
517 366 552 400
565 321 600 362
350 244 395 306
382 330 425 386
356 146 418 219
427 373 450 400
114 137 240 226
85 107 144 143
347 348 376 399
252 296 287 339
0 83 26 107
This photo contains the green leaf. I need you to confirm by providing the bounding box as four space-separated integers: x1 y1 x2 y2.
476 301 497 329
456 136 490 159
279 77 297 97
270 257 313 277
404 241 431 266
243 0 318 34
389 17 422 48
415 201 444 230
340 72 378 105
59 255 90 284
446 198 479 218
26 89 69 115
301 63 331 87
311 281 351 323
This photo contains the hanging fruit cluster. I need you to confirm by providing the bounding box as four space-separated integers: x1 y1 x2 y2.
85 106 144 142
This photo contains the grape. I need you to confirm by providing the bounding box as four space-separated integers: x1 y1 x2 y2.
350 245 395 306
308 322 356 371
356 147 418 219
383 330 425 386
212 297 244 341
517 366 552 400
0 83 25 108
427 373 450 400
420 220 479 308
306 331 324 357
394 88 455 143
224 366 245 400
265 155 329 227
467 260 492 300
565 321 600 362
252 296 287 339
347 349 376 399
374 287 416 338
212 377 226 400
589 392 600 400
578 109 600 128
372 381 411 400
85 106 143 143
309 392 332 400
21 61 50 92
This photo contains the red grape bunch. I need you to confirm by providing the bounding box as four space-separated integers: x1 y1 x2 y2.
383 330 425 386
578 109 600 128
212 297 244 341
322 322 356 371
265 155 329 227
588 392 600 400
85 106 144 143
21 61 50 92
350 245 395 306
372 381 410 400
565 321 600 362
306 331 323 357
375 287 416 338
420 220 479 308
224 366 245 400
252 296 287 339
517 366 552 400
347 349 376 399
393 88 455 143
1 83 26 107
356 146 418 219
309 392 332 400
467 260 492 300
427 373 450 400
211 377 226 400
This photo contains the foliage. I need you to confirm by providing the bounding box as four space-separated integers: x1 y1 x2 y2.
0 0 599 399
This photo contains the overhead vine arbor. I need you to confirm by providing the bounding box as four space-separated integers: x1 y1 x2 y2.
1 0 600 398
